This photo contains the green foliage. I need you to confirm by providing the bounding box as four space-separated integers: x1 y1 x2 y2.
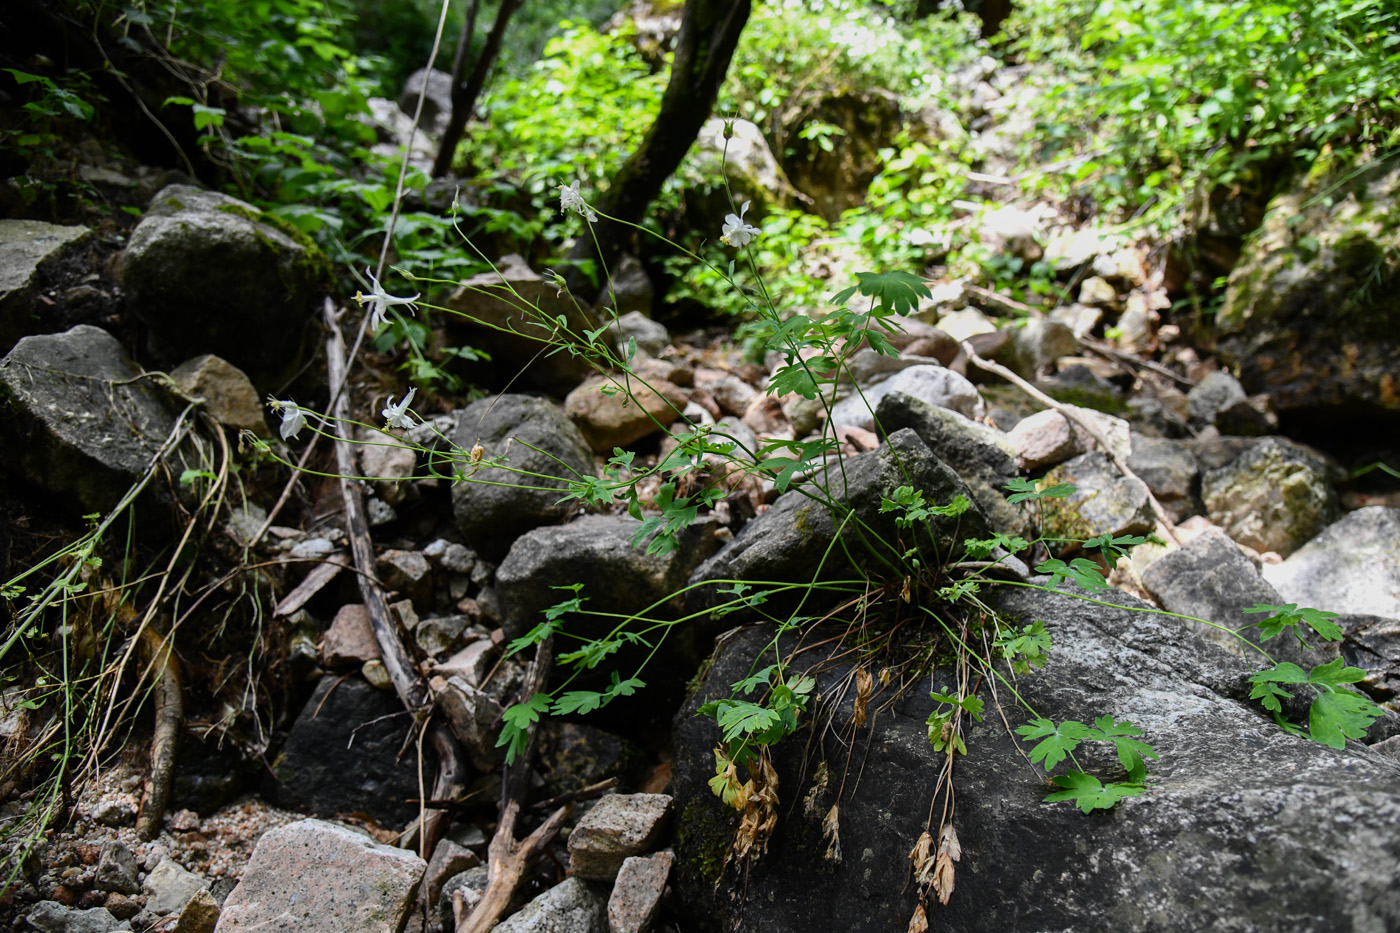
1036 557 1110 592
994 620 1051 675
927 689 984 755
1017 715 1156 812
1012 0 1400 223
879 486 971 529
1242 603 1343 648
1247 658 1383 750
1004 477 1076 504
698 664 816 769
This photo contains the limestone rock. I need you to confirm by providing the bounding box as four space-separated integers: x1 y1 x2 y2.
0 219 92 352
672 589 1400 933
568 794 673 882
829 364 985 431
1262 507 1400 617
1201 438 1338 557
565 374 688 451
1040 451 1155 543
397 67 453 132
120 185 327 385
24 902 131 933
95 844 141 895
1005 406 1130 471
615 310 668 358
1010 318 1078 377
607 850 673 933
440 255 602 392
493 877 607 933
142 858 207 917
688 430 990 609
1215 155 1400 421
448 394 594 562
0 324 187 522
214 819 424 933
169 355 268 437
1125 433 1199 523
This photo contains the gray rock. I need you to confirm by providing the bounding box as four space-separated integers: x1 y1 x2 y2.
440 255 601 392
1125 433 1199 523
169 355 268 438
1187 371 1248 428
1077 274 1118 306
1202 438 1339 557
142 858 207 916
0 219 91 352
494 877 608 933
434 639 495 688
24 902 131 932
1049 303 1102 339
1010 318 1078 377
672 588 1400 933
536 722 646 801
438 865 490 930
829 364 985 431
424 539 476 575
95 843 141 894
614 310 668 358
1215 156 1400 420
120 185 327 385
1141 529 1306 667
172 887 220 933
449 394 595 562
423 838 479 908
607 850 673 933
977 205 1043 262
1040 451 1155 544
1262 507 1400 617
1336 615 1400 704
565 374 688 451
429 674 503 772
398 67 453 132
0 324 185 521
688 430 990 608
416 613 470 658
568 794 673 882
215 819 425 933
601 257 657 320
874 392 1022 534
276 677 428 826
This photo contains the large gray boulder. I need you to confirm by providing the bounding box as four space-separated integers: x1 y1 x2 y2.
0 218 91 353
119 184 328 386
448 394 595 562
492 877 607 933
688 429 990 609
1214 156 1400 423
0 324 188 521
874 392 1023 535
672 586 1400 933
1263 507 1400 618
1201 438 1338 557
215 819 425 933
1125 432 1200 523
1039 451 1155 544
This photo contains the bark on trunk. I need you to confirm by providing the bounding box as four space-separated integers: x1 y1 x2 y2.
431 0 526 178
565 0 752 293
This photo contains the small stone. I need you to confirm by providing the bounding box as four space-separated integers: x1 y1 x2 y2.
361 659 392 689
1040 452 1155 544
565 375 688 451
1187 371 1248 429
167 810 200 833
935 308 997 342
25 901 131 932
289 538 336 561
90 798 136 828
104 893 141 920
96 844 141 894
171 888 219 933
375 549 432 603
423 539 476 575
415 614 470 658
430 675 503 772
435 639 496 688
608 850 674 933
423 839 479 907
320 604 381 668
1077 275 1117 307
615 310 669 358
494 877 607 933
215 819 425 933
141 859 207 917
1263 507 1400 618
1201 438 1338 557
169 355 268 437
567 793 674 882
1049 303 1102 339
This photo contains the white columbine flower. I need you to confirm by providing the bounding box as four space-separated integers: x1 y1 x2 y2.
558 181 598 223
267 397 306 441
354 267 420 333
721 200 760 248
382 388 416 430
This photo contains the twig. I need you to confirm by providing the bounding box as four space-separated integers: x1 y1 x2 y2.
1081 336 1197 387
136 627 182 841
526 777 619 813
960 340 1182 546
454 638 556 933
323 299 467 858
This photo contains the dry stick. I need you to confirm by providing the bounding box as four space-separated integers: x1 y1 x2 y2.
960 340 1182 547
454 639 562 933
323 300 466 858
135 627 182 841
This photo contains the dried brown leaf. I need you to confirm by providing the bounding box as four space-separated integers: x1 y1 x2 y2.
851 667 874 729
822 802 842 863
938 823 961 862
803 760 829 819
909 830 933 884
932 852 955 905
907 903 928 933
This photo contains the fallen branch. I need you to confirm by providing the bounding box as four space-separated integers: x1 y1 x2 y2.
136 627 182 841
454 638 557 933
960 340 1182 547
323 299 467 858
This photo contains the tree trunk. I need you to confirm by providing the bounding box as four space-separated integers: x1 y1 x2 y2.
431 0 525 178
565 0 753 293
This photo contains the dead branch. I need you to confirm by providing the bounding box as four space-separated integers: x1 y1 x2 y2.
136 627 182 841
526 777 619 813
323 299 468 858
960 340 1182 546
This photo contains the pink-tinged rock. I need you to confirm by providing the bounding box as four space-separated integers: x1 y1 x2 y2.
320 604 380 668
565 375 688 451
213 819 424 933
608 850 674 933
567 794 673 882
1007 406 1129 471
